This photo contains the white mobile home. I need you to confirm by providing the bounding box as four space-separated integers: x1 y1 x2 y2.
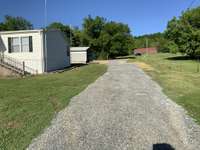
0 29 70 74
70 47 91 64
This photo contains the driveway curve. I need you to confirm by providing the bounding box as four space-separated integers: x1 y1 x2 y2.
28 60 200 150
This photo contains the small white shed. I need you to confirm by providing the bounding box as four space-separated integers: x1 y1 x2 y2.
0 29 70 74
70 47 90 64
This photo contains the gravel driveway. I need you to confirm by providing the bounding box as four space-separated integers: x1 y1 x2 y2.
28 60 200 150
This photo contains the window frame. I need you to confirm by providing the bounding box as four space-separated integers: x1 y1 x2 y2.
10 37 21 53
21 36 30 52
8 36 32 53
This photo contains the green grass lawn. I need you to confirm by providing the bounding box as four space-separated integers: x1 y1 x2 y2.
129 53 200 124
0 64 107 150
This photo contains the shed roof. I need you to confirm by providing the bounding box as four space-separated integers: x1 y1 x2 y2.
70 47 90 52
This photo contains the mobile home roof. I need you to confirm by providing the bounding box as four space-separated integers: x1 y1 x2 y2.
0 29 43 35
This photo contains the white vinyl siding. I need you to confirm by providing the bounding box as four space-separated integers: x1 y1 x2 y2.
0 29 70 73
1 30 44 73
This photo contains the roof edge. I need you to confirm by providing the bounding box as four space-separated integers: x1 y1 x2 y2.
70 47 90 51
0 29 43 35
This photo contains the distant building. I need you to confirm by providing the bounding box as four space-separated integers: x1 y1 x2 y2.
134 47 157 55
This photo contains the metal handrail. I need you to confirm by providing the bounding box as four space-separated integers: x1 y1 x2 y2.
0 53 38 75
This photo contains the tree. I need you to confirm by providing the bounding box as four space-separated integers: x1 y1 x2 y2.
181 7 200 29
104 21 133 57
134 32 170 53
47 22 86 47
165 7 200 57
83 16 106 39
165 17 181 44
48 16 135 59
167 41 179 54
71 28 82 46
0 15 33 31
0 23 6 31
47 22 72 43
82 16 133 59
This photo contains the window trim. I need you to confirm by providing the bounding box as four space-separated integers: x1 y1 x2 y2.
21 37 30 52
11 37 20 53
8 36 33 53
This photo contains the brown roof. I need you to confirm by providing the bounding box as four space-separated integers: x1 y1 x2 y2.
134 47 157 54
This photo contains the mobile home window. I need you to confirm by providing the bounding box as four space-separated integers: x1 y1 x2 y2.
8 36 32 53
10 37 20 53
21 37 30 52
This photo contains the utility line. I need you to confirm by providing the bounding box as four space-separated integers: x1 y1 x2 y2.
188 0 197 9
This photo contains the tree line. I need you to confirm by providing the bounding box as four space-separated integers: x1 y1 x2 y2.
1 6 200 58
134 6 200 58
0 15 33 31
47 16 134 59
0 15 134 59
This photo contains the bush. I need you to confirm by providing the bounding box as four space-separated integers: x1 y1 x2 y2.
168 41 179 54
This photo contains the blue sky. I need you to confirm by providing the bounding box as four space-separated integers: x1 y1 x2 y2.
0 0 199 36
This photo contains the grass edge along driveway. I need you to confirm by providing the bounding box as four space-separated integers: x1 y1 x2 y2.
0 64 107 150
128 53 200 125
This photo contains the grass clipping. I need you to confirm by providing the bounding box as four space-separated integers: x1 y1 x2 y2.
133 62 154 71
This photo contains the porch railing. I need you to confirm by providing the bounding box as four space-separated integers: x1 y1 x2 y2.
0 53 38 75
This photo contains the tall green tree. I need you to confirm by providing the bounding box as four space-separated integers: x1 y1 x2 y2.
165 7 200 57
0 15 33 31
0 23 5 30
47 22 85 47
134 32 170 53
82 16 134 59
71 28 82 46
83 16 106 39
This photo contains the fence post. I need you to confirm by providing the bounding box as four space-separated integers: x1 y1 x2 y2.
23 61 25 75
0 52 3 62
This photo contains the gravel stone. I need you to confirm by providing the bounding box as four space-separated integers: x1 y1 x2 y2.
27 60 200 150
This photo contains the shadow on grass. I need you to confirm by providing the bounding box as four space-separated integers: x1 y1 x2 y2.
70 64 88 67
153 143 175 150
166 55 196 61
50 64 89 74
115 55 136 59
65 64 88 71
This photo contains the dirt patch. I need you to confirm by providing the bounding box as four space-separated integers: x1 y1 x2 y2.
4 120 22 129
0 66 19 77
49 96 61 112
133 62 154 71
